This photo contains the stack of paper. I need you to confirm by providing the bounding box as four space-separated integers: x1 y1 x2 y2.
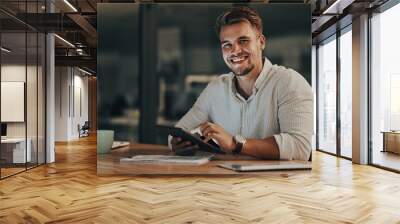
112 141 130 149
120 155 213 165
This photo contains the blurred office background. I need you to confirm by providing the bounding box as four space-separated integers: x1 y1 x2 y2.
97 3 311 145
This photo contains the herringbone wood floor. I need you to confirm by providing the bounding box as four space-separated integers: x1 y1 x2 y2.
1 135 400 224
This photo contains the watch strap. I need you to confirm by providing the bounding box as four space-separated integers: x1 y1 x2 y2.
232 135 245 155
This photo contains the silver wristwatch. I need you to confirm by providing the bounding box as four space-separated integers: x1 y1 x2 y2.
233 135 246 154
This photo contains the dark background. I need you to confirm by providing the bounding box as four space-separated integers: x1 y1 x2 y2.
98 3 311 144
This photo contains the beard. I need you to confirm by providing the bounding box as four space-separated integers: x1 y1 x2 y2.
230 63 255 77
226 53 255 77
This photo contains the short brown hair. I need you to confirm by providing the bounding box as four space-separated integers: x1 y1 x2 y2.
215 6 263 36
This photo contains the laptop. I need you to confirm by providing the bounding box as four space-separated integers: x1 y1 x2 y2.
218 161 312 172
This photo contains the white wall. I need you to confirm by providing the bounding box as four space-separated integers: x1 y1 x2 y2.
55 67 89 141
1 65 39 137
1 63 46 164
1 65 26 139
71 72 89 138
55 67 69 141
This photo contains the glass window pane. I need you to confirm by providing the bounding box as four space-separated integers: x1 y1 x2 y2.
1 31 28 177
371 4 400 171
26 0 40 169
27 31 38 169
38 32 45 165
340 28 352 158
97 4 140 143
1 1 46 179
318 36 337 154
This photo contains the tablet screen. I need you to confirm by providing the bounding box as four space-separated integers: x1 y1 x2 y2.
156 125 225 154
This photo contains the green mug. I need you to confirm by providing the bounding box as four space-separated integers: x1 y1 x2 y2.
97 130 114 154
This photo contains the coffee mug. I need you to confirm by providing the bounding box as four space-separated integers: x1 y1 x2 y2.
97 130 114 154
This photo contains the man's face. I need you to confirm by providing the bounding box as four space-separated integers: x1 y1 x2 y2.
219 21 265 77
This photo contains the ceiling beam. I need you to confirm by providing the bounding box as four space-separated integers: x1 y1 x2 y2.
55 55 96 69
66 13 97 47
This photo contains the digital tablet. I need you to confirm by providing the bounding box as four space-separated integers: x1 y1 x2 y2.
156 125 226 154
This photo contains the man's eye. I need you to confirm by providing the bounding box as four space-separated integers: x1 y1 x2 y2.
239 39 249 44
222 44 232 49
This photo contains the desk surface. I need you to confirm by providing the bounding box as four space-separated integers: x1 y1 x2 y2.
97 143 311 176
1 138 27 143
381 131 400 134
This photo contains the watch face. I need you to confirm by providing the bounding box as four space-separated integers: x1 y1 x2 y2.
233 135 245 154
235 135 246 144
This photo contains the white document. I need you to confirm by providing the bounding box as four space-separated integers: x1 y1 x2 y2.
120 155 213 165
112 141 130 149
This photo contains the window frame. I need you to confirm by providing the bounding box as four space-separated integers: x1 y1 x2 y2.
315 23 353 161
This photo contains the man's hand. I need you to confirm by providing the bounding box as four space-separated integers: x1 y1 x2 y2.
170 137 194 152
199 122 235 152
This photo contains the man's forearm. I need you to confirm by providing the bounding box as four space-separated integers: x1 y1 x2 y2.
241 136 280 160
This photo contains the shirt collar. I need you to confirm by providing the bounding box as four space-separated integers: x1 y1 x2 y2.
254 57 272 92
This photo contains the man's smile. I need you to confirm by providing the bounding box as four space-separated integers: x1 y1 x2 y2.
229 55 249 64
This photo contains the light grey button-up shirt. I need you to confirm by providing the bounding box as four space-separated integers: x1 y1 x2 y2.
173 58 314 161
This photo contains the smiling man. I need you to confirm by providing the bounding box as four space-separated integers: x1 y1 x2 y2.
170 6 313 160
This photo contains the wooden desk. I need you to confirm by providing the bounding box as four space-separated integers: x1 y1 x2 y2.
381 131 400 154
1 138 32 164
97 143 311 176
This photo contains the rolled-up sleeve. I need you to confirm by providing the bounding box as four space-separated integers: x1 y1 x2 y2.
273 70 314 161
